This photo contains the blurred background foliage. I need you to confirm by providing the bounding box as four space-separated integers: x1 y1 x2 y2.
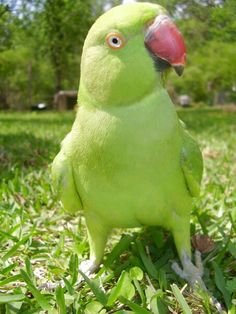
0 0 236 109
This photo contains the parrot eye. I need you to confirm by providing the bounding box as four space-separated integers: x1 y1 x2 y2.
106 33 125 50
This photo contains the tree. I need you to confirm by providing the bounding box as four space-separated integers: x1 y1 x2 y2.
0 0 99 108
151 0 236 104
41 0 94 92
1 0 236 108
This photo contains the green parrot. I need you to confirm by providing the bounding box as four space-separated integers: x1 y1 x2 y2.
52 2 204 286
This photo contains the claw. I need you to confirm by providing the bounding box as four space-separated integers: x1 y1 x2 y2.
194 250 203 276
172 261 187 280
172 250 206 290
172 251 223 312
79 259 99 275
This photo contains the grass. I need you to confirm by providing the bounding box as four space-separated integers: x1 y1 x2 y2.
0 108 235 313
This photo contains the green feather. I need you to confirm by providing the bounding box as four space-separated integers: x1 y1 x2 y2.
180 120 203 197
52 134 82 213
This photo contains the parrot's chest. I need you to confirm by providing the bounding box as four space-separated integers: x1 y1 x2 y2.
76 106 178 173
72 101 184 227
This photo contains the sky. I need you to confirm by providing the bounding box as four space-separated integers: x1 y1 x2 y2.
104 0 136 11
122 0 136 3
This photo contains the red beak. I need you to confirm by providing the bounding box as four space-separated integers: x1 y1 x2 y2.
145 15 186 76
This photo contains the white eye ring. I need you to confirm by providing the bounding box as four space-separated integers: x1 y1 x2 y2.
106 33 125 50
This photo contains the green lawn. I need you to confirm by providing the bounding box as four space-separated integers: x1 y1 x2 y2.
0 109 235 313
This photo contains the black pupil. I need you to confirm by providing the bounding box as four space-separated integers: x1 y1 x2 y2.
112 37 119 44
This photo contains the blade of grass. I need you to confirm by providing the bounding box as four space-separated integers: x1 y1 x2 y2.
171 284 191 314
136 240 158 280
25 257 36 285
150 291 167 314
0 274 22 287
119 296 151 314
104 235 133 267
2 236 30 262
0 230 18 242
212 262 231 309
63 277 75 295
0 293 25 303
129 267 145 306
133 279 146 307
56 285 66 314
155 297 168 314
228 304 236 314
78 270 107 306
0 263 17 275
20 269 52 311
69 253 78 285
107 271 135 307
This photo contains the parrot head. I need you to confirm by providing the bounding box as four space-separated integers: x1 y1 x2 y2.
79 2 186 107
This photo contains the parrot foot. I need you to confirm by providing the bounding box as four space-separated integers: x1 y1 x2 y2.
172 250 206 290
79 259 99 276
172 251 223 311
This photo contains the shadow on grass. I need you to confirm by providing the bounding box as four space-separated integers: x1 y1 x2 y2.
177 108 236 133
0 112 74 182
0 132 58 182
0 112 74 126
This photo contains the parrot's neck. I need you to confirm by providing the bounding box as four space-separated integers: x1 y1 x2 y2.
77 79 166 112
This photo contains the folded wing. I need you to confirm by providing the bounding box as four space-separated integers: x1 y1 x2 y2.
51 149 82 213
180 120 203 197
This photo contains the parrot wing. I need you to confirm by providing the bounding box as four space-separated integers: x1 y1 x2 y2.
51 148 82 213
179 120 203 197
